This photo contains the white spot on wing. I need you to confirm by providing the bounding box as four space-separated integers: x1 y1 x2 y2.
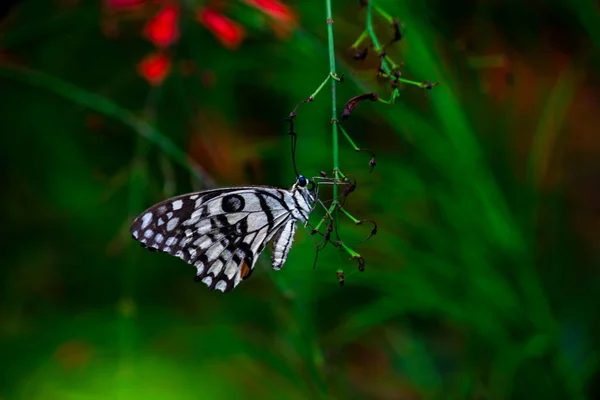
222 213 245 226
246 213 270 232
172 200 183 210
158 218 165 226
141 213 153 229
165 237 177 246
224 260 238 279
193 236 211 249
202 276 213 287
181 208 204 227
196 219 212 235
132 230 139 239
191 209 202 219
167 212 173 219
215 280 227 292
183 215 201 226
206 242 225 262
166 217 179 231
144 229 154 238
213 202 230 218
155 233 164 243
208 260 224 276
190 194 199 200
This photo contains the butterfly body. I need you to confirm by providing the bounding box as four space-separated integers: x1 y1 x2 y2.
130 177 315 293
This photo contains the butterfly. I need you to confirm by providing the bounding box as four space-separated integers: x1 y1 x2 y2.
130 175 316 293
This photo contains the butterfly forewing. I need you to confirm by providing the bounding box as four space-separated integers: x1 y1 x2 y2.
130 184 313 293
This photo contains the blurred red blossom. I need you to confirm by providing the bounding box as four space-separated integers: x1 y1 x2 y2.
242 0 296 25
103 0 295 85
242 0 297 38
196 8 246 49
137 52 171 85
143 4 179 47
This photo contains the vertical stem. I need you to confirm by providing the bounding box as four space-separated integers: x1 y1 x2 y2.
366 1 378 47
366 0 389 73
325 0 339 202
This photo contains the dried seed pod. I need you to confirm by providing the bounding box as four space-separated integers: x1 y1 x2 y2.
352 46 369 61
342 93 378 120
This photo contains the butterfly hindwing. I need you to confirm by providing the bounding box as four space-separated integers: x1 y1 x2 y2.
271 218 297 270
130 186 306 292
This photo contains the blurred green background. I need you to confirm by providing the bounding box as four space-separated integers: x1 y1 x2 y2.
1 0 600 399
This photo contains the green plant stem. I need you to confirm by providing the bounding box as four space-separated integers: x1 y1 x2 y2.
313 203 338 232
340 241 360 258
372 2 393 22
310 74 332 99
325 0 339 202
366 1 423 89
339 206 360 224
366 1 385 65
339 125 359 151
352 30 369 48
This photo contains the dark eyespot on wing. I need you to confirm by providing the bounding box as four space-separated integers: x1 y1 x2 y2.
221 194 245 213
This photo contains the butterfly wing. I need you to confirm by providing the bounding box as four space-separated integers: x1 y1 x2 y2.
271 219 297 270
130 186 299 292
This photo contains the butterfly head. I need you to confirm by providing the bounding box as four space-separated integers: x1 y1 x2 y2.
293 174 316 204
297 175 308 187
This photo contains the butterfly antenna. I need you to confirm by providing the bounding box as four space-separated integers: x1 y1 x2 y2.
286 117 300 177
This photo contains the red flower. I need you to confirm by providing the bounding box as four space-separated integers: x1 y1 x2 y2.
143 5 179 47
242 0 296 25
196 8 246 50
137 52 171 85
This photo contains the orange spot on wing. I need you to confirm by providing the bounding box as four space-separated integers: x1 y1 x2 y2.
240 261 251 279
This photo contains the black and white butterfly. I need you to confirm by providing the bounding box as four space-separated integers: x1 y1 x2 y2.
130 175 316 293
